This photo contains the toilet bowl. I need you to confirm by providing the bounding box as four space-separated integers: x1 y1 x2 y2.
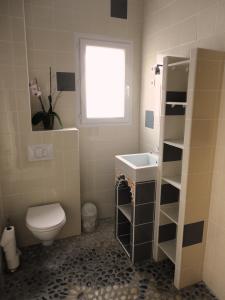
26 203 66 246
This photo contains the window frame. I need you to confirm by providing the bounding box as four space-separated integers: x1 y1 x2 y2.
77 35 133 126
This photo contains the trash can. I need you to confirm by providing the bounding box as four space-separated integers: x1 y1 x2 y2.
81 202 97 233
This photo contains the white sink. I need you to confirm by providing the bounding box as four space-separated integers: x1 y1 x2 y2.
115 153 158 182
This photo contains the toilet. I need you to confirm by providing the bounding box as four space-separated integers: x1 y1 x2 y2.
26 203 66 246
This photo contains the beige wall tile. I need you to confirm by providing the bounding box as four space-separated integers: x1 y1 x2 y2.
9 0 24 17
190 119 218 147
0 41 13 65
12 18 25 42
179 264 203 288
188 146 214 174
181 243 204 270
186 172 211 203
0 15 12 41
29 5 54 29
193 90 221 120
195 59 223 90
185 196 210 224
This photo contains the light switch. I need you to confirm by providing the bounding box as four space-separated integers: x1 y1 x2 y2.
28 144 54 161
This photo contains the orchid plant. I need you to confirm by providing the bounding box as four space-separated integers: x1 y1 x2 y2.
29 67 63 130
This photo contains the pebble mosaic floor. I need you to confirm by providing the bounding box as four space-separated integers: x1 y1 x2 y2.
1 219 217 300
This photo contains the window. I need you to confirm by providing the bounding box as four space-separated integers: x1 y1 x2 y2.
79 38 132 125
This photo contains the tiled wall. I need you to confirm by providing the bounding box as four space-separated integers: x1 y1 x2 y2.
204 65 225 298
24 0 143 218
0 185 3 232
141 0 225 297
0 0 81 246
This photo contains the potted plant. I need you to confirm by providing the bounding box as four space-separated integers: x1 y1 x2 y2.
29 67 63 130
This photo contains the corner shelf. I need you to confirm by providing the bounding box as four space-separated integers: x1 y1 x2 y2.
118 204 132 222
159 239 176 263
164 139 184 149
161 203 179 224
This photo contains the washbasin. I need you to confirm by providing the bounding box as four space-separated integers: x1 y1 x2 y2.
115 153 158 182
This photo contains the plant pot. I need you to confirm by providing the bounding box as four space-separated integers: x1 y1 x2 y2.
43 114 54 130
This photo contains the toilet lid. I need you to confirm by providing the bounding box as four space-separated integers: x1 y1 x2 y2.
26 203 66 230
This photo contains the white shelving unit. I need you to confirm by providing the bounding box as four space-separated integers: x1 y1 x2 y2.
166 102 187 106
162 176 181 190
154 49 223 289
158 239 176 263
161 203 179 224
164 139 184 149
154 55 190 287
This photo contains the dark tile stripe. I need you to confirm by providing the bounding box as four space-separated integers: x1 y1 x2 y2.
117 221 130 236
133 242 152 263
118 186 131 205
163 144 182 162
134 203 154 225
118 210 128 223
161 184 179 205
165 104 185 115
183 221 204 247
158 223 176 243
136 181 156 204
132 223 153 245
166 91 187 102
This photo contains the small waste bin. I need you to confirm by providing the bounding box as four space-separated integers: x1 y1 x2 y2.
81 202 97 233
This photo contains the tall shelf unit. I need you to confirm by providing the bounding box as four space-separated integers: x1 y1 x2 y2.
154 49 225 289
156 56 189 268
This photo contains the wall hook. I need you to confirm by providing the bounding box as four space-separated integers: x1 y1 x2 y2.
154 64 163 75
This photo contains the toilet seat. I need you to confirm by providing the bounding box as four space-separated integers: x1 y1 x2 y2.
26 203 66 232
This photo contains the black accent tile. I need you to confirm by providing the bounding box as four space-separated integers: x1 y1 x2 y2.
118 186 131 205
158 223 176 243
118 209 128 223
165 104 185 115
166 91 187 102
118 234 131 255
134 203 154 225
163 144 182 162
136 181 155 204
145 111 154 129
161 184 179 205
133 223 153 245
111 0 127 19
118 221 130 236
183 221 204 247
133 242 152 263
56 72 75 91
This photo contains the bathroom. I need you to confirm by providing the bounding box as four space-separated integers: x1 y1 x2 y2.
0 0 225 299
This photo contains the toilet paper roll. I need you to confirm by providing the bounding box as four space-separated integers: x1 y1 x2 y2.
1 226 20 271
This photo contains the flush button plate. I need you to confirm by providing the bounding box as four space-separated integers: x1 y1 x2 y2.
28 144 54 161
